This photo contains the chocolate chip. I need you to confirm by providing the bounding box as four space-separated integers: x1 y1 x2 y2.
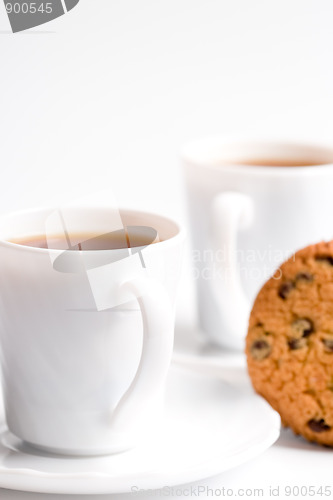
315 256 333 266
288 318 314 350
295 272 313 282
291 318 314 337
278 281 295 299
308 419 331 433
288 338 307 350
322 339 333 352
250 339 271 360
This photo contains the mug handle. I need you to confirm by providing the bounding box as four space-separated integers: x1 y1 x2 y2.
111 277 173 428
210 191 254 343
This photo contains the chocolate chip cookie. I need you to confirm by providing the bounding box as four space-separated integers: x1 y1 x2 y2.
246 241 333 446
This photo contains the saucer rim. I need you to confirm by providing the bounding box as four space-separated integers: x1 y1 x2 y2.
0 364 281 495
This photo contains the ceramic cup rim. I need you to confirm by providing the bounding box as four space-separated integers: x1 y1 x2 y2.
0 206 185 255
182 135 333 177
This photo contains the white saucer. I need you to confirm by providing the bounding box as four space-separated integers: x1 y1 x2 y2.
0 364 280 495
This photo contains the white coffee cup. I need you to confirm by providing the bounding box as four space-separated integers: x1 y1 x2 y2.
0 206 184 455
183 137 333 350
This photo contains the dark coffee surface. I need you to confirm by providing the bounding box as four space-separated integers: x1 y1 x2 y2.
9 226 160 250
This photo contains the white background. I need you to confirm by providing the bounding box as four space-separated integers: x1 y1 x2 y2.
0 1 333 498
0 0 333 217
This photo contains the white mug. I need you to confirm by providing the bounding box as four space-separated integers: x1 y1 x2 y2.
0 206 184 455
183 137 333 350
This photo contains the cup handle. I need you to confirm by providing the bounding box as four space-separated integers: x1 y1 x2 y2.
210 191 254 343
111 277 174 429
